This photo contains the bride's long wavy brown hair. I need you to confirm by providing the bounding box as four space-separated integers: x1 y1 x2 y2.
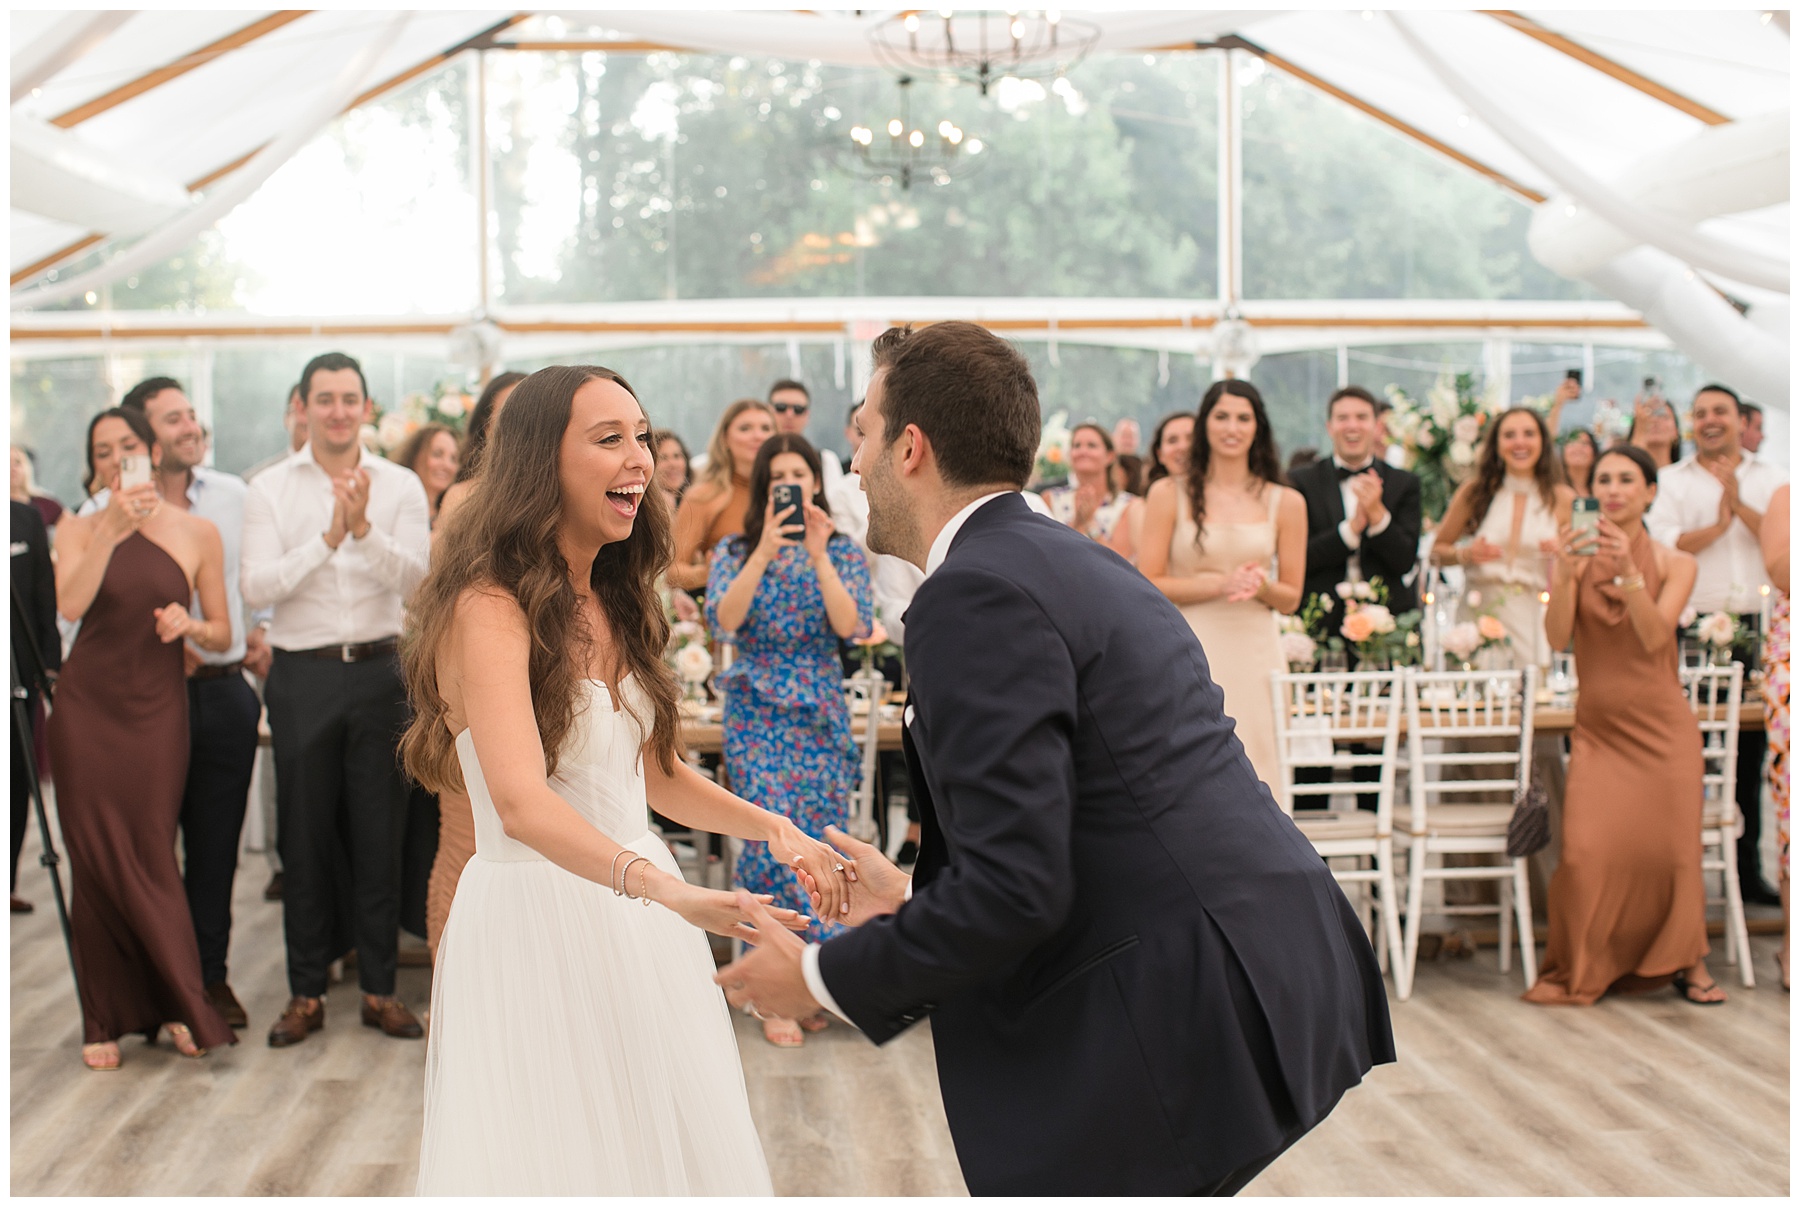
400 365 681 795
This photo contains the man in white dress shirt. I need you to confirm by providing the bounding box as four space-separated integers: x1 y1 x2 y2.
1648 383 1787 904
115 378 267 1030
243 352 431 1047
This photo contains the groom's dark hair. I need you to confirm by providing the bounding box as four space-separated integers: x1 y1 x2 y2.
869 322 1039 489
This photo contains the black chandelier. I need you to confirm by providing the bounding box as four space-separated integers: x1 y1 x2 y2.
868 9 1102 96
844 76 985 190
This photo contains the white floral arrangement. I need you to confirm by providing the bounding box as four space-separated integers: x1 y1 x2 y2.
370 381 479 458
1695 611 1738 649
1279 628 1317 669
675 641 714 685
1383 372 1511 520
1031 410 1072 490
1440 589 1512 665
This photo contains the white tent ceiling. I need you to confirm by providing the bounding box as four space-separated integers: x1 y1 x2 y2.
8 8 1790 402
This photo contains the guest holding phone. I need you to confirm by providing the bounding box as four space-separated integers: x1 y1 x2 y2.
1526 445 1718 1006
1628 391 1683 469
707 435 872 1047
1560 430 1599 498
51 408 237 1068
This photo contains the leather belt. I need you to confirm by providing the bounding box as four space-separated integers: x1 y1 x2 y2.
283 638 399 664
190 661 246 681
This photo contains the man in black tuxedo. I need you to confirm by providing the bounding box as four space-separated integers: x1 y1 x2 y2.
1288 386 1423 623
718 323 1393 1196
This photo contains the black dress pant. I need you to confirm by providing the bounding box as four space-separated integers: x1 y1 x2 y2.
1725 627 1772 893
10 691 38 892
180 673 261 985
266 650 409 999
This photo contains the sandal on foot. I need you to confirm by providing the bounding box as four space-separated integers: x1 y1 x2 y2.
761 1017 804 1048
163 1022 206 1057
81 1042 121 1071
1671 972 1727 1006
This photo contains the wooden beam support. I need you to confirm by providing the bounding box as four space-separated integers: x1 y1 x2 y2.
51 11 312 128
1480 10 1730 125
488 40 697 54
13 14 534 291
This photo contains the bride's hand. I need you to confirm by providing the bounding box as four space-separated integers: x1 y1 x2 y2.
654 878 808 943
793 825 909 927
767 818 855 921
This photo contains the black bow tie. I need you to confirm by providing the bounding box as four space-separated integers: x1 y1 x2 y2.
1336 463 1375 480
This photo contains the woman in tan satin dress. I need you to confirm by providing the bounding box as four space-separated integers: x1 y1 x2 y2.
1526 445 1721 1006
1139 382 1306 791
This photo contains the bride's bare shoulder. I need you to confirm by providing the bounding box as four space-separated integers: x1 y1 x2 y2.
453 581 526 627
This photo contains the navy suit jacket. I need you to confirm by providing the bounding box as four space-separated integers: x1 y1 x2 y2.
817 493 1394 1195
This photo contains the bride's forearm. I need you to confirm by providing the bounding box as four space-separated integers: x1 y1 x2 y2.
644 758 784 842
495 783 649 889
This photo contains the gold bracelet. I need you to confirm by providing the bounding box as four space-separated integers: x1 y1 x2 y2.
1614 573 1646 593
637 859 652 907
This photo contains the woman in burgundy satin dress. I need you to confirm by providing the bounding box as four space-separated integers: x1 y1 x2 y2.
50 409 238 1069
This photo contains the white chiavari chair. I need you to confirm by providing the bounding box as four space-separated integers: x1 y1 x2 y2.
1398 666 1539 1000
1681 663 1752 987
844 666 885 843
1270 668 1405 980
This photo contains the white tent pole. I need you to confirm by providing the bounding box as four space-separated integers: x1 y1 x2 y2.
11 13 412 311
1216 47 1243 309
1388 12 1787 295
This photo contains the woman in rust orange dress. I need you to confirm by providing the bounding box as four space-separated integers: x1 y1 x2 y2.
1526 444 1721 1006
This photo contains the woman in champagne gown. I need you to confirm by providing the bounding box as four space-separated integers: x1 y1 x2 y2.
404 366 852 1194
1139 382 1305 792
1525 445 1718 1006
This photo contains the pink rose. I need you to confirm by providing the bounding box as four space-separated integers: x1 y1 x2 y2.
1341 612 1378 644
1477 615 1508 642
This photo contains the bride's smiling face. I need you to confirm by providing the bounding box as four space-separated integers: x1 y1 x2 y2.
559 377 654 547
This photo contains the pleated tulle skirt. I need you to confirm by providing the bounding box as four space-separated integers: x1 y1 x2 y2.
415 834 773 1196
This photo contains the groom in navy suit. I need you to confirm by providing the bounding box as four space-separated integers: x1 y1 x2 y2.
718 322 1393 1196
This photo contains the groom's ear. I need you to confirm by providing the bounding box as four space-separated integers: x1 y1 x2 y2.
899 422 930 478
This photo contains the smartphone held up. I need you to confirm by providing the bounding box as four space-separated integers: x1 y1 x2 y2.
1570 497 1600 555
119 454 152 491
772 483 806 540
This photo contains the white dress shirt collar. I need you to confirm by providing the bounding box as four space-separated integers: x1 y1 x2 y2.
925 491 1014 577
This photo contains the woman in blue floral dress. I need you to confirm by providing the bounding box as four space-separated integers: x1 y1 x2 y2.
707 435 872 1046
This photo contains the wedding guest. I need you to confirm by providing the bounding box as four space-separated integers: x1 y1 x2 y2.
1113 453 1145 498
10 445 64 534
1647 383 1786 907
1431 408 1574 669
1527 445 1720 1005
242 384 308 482
1627 393 1682 469
108 377 263 1029
424 371 523 962
1290 386 1423 625
243 351 431 1047
1542 374 1583 436
707 434 872 1046
437 371 525 531
11 499 58 914
393 422 460 526
1112 416 1142 457
670 399 775 594
51 406 236 1068
1761 483 1789 990
770 378 843 489
1560 429 1599 497
653 428 692 511
1110 411 1194 564
1739 401 1764 455
1041 423 1134 542
1139 381 1304 791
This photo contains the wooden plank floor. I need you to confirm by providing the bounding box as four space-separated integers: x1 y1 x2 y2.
11 810 1788 1196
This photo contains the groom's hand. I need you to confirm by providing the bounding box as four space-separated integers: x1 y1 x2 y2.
714 890 821 1021
791 825 910 927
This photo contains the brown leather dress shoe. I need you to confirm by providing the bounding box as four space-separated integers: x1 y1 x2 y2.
267 996 324 1047
205 981 248 1029
361 996 423 1039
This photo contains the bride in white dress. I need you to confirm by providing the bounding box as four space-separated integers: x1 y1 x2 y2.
401 365 855 1195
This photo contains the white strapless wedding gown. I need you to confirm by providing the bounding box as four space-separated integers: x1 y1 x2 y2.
416 678 773 1196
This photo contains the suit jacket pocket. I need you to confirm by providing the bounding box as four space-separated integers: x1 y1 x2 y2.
1021 935 1140 1012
